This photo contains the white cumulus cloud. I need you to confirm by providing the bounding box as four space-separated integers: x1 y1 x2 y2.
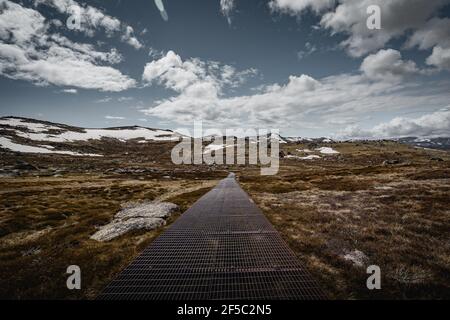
406 17 450 50
0 1 136 92
426 46 450 71
270 0 450 60
269 0 335 14
360 49 422 81
339 109 450 138
320 0 449 57
141 51 450 136
142 50 257 93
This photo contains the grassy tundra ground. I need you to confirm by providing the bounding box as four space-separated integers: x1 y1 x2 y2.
0 140 449 299
240 141 450 299
0 173 219 299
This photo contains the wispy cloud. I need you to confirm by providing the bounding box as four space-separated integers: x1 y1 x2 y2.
154 0 169 21
96 97 113 103
297 42 317 60
220 0 236 25
105 115 126 120
118 96 134 102
62 88 78 94
35 0 144 49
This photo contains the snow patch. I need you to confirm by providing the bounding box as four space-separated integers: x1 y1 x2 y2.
316 147 339 154
270 133 287 143
296 149 313 153
39 144 55 149
16 127 180 143
284 137 302 142
0 137 102 156
203 142 235 154
0 118 61 132
286 155 321 160
285 137 313 142
414 138 431 143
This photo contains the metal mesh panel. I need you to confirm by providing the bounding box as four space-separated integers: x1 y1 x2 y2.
97 174 325 300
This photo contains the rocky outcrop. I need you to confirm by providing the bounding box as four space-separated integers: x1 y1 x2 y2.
91 201 179 242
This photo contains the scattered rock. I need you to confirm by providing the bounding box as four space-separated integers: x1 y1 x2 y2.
374 185 394 190
342 249 368 267
21 246 41 256
91 201 178 242
383 159 401 166
0 169 18 177
14 160 38 171
391 265 433 284
105 167 158 175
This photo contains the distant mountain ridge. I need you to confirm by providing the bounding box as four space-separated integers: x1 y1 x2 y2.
0 116 181 139
1 117 449 155
396 137 450 151
0 116 183 157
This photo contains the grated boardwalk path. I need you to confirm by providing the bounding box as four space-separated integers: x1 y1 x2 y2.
98 174 325 300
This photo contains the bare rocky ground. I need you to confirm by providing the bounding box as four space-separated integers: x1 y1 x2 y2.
0 138 449 299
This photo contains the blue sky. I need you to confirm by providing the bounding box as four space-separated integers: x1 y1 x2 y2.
0 0 450 138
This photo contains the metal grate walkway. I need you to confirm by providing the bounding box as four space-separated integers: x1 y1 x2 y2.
97 173 325 300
